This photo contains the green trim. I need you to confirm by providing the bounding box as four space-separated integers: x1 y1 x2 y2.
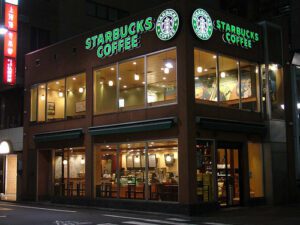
34 129 83 143
196 117 266 135
89 117 177 136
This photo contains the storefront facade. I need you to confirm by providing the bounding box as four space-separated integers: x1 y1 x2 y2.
23 1 282 214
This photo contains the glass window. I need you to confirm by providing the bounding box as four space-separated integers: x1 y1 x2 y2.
66 73 86 118
196 140 214 202
37 84 46 122
240 61 259 111
119 58 145 110
248 143 264 198
30 87 37 122
119 142 146 200
54 147 86 197
47 79 65 121
148 139 178 202
94 144 118 198
94 65 117 114
219 55 239 108
194 49 217 102
147 49 177 106
269 65 284 119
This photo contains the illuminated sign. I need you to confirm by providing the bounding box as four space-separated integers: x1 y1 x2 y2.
5 0 18 5
3 57 16 85
192 8 260 49
192 8 213 40
0 141 11 154
5 3 18 31
85 17 155 59
215 20 259 49
4 31 17 58
156 9 179 41
3 1 18 86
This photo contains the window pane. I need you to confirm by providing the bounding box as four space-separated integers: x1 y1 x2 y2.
248 143 264 198
94 144 118 198
47 79 65 121
54 149 63 196
30 87 37 122
148 139 178 202
66 73 86 118
269 65 284 119
240 61 259 111
119 142 146 200
37 84 46 122
119 58 145 110
147 49 177 106
194 49 217 103
94 65 117 114
219 55 239 108
196 141 214 202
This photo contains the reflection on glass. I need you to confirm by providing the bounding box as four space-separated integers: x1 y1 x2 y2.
148 139 178 202
94 145 118 198
94 65 117 114
248 142 264 198
196 141 213 203
219 55 239 108
54 148 86 197
66 73 86 118
147 49 177 106
47 79 65 121
119 142 146 200
119 58 145 110
269 65 284 119
240 61 258 111
37 84 46 122
194 49 217 102
30 87 37 122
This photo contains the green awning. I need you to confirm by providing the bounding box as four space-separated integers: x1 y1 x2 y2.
88 117 177 136
34 129 83 143
196 117 267 135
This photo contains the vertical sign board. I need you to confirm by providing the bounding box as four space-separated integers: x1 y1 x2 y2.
3 0 18 85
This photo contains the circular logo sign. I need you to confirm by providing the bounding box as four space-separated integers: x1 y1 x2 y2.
156 9 179 41
192 8 213 40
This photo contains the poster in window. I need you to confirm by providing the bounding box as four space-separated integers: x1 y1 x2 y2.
76 100 86 113
148 154 156 168
47 102 55 115
126 155 133 168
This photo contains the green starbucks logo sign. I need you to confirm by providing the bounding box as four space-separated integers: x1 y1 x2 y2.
156 9 179 41
192 8 213 40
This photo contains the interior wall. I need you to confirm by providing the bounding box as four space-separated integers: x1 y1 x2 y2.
5 154 17 196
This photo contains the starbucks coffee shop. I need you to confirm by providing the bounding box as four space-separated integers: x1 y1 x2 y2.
23 0 283 214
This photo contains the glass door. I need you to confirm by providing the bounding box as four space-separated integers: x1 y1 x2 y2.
217 148 240 206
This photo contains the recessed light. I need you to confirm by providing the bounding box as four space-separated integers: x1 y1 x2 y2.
123 85 127 88
56 81 59 85
163 77 166 80
133 62 137 65
110 67 115 71
72 77 76 80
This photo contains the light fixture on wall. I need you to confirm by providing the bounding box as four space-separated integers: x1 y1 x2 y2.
134 74 140 81
80 157 85 165
165 61 174 69
119 98 125 108
220 72 226 78
164 68 170 74
164 154 175 166
63 159 68 165
78 87 84 93
134 155 140 164
72 77 77 81
58 91 64 97
40 95 45 101
197 66 203 73
108 80 114 86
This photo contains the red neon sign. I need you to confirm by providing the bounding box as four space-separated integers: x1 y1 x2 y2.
5 3 18 31
3 57 16 85
4 31 17 58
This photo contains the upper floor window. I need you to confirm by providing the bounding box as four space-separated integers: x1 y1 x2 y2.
30 73 86 123
194 48 260 112
94 48 177 115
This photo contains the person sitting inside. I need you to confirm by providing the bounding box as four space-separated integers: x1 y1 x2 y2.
151 173 160 184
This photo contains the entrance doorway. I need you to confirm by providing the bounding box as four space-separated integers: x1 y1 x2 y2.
217 146 241 207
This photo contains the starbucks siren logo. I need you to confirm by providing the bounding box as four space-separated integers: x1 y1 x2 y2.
156 9 179 41
192 8 213 40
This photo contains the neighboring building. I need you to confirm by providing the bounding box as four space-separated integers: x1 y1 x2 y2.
23 0 283 214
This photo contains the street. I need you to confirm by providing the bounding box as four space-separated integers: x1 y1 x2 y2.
1 202 300 225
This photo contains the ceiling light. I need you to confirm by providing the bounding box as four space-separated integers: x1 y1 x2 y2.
78 87 84 93
165 155 172 162
165 62 173 69
161 68 164 71
197 66 203 73
119 77 122 80
80 157 85 165
58 91 64 97
163 77 166 80
204 69 208 72
195 77 199 80
220 72 226 78
110 67 115 71
123 85 127 88
108 80 114 86
72 77 76 80
133 62 137 65
213 55 217 59
134 74 140 81
100 81 103 85
164 68 170 74
142 81 145 84
41 85 45 88
56 81 60 85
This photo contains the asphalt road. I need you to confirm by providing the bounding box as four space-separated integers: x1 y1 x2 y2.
1 201 300 225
